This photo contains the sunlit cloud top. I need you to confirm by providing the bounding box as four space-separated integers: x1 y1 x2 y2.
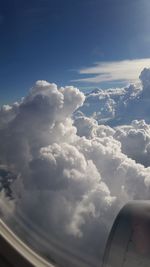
73 58 150 84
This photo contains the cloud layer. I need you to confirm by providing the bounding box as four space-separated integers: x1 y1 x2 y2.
73 58 150 84
76 68 150 126
1 69 150 266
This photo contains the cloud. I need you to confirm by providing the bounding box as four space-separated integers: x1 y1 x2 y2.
73 58 150 84
76 68 150 126
114 120 150 167
1 71 150 266
76 83 142 125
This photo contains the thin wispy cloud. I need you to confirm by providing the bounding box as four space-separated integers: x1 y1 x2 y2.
73 58 150 84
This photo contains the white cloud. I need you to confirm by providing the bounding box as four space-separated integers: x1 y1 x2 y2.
73 58 150 84
76 68 150 126
114 120 150 167
1 71 150 266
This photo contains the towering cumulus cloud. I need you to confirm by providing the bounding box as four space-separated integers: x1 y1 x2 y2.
1 69 150 267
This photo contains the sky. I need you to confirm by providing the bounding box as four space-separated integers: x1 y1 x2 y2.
1 1 150 265
1 0 150 104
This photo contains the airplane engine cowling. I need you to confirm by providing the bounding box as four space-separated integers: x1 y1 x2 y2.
102 201 150 267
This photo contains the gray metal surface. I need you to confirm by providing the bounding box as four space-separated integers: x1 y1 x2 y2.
102 201 150 267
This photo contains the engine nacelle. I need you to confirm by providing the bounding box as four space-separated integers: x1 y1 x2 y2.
102 201 150 267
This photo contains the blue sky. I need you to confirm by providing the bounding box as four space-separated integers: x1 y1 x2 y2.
1 0 150 104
